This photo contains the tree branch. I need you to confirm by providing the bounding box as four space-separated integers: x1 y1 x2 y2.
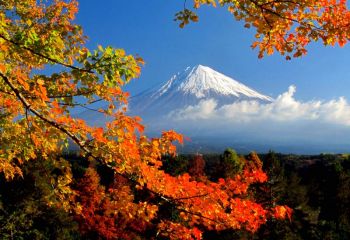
0 71 90 153
0 34 94 74
0 71 231 229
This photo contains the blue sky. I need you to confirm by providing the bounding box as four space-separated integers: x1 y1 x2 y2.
76 0 350 101
74 1 350 153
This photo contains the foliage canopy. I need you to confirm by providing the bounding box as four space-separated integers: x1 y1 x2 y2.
176 0 350 59
1 0 348 238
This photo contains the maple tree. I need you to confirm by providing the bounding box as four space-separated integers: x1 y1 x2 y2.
74 168 154 239
188 154 206 179
176 0 350 59
3 0 349 238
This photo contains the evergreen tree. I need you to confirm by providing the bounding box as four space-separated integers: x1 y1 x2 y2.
219 148 244 179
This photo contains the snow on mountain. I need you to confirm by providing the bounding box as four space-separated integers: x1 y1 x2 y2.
156 65 271 99
78 65 272 127
129 65 272 117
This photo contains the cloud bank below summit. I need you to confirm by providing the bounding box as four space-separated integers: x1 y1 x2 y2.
170 85 350 126
153 86 350 153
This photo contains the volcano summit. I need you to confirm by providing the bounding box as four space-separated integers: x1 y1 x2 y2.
129 65 272 118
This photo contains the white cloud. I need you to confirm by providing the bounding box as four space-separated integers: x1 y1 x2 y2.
171 85 350 126
155 86 350 153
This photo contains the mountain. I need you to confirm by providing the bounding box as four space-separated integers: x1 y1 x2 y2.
129 65 272 118
76 65 350 154
78 65 275 153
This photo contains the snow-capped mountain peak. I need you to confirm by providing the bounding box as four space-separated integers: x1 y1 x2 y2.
129 65 272 117
150 65 272 101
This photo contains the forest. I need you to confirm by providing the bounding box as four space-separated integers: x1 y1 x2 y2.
1 0 350 239
165 151 350 239
1 151 349 239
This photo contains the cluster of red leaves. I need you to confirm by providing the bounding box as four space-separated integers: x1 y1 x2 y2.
180 0 350 59
188 154 206 179
74 149 292 239
74 169 156 240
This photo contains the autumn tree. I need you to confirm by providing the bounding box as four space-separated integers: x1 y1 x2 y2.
0 157 79 239
2 0 349 238
188 154 206 179
74 168 154 239
177 0 350 59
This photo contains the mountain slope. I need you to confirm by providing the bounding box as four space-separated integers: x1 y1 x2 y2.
129 65 272 117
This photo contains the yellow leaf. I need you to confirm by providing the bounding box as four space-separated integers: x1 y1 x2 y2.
37 79 45 85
